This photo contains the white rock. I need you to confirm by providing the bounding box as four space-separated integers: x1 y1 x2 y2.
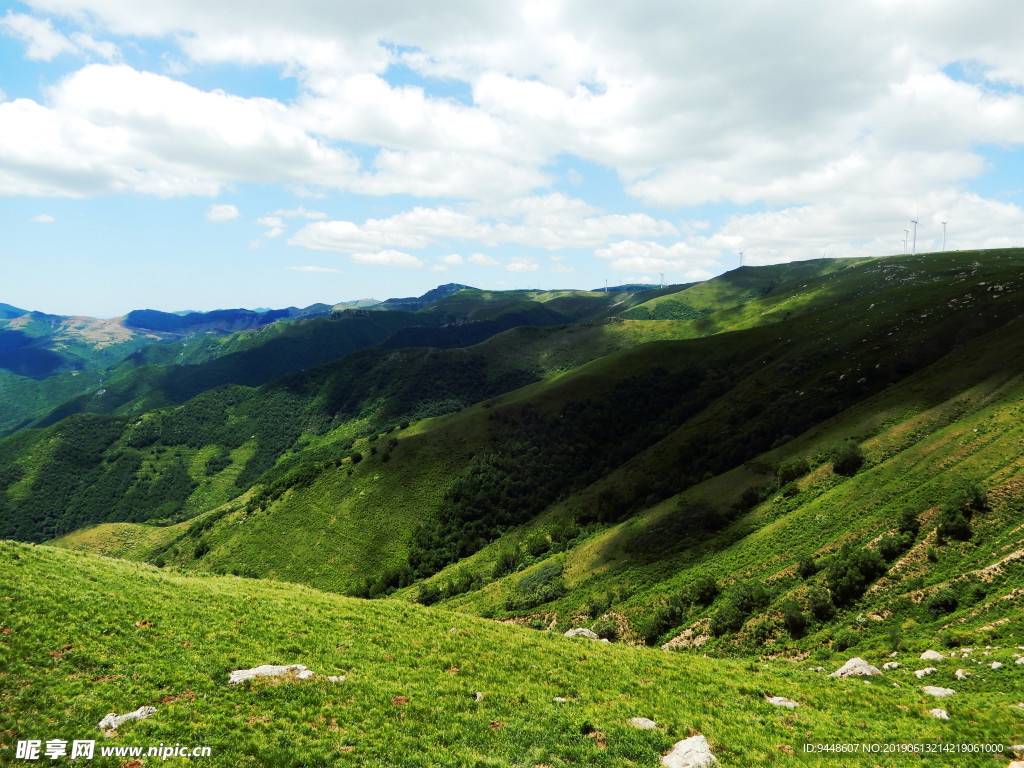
629 717 659 729
326 675 345 683
1011 744 1024 758
228 664 315 685
563 627 600 640
960 647 973 653
922 686 956 698
888 651 899 658
661 734 719 768
914 667 937 679
1017 657 1024 665
829 657 882 677
554 697 568 703
882 661 899 670
991 661 1004 670
920 650 945 661
954 669 970 680
98 706 157 731
766 696 798 709
928 708 949 720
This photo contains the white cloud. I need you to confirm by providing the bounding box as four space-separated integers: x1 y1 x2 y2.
206 203 240 222
1 11 118 62
271 205 327 219
468 252 499 265
595 240 724 276
439 253 463 265
350 249 424 268
287 265 341 273
30 213 55 223
506 259 539 272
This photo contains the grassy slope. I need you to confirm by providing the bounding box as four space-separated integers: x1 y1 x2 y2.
2 541 1021 767
45 251 1024 606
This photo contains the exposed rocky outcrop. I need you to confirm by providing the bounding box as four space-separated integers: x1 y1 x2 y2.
660 734 719 768
228 664 315 684
829 657 881 677
563 627 600 640
922 686 956 698
98 706 156 731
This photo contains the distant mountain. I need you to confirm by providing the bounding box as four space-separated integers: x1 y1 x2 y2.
124 307 295 334
0 303 29 319
373 283 474 312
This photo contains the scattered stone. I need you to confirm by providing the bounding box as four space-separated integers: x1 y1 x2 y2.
326 675 345 683
960 647 973 653
1017 657 1024 665
554 697 568 703
1011 745 1024 758
475 692 484 702
914 667 937 679
660 734 719 768
888 651 899 658
928 708 949 720
98 706 157 731
1009 762 1024 768
629 717 659 729
922 686 956 698
882 662 899 670
829 658 882 677
920 650 944 661
991 661 1004 670
563 628 600 640
766 696 798 709
955 669 970 680
228 664 315 685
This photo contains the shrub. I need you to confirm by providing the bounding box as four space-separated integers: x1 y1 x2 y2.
926 590 958 618
492 549 520 579
826 544 886 607
834 629 859 651
750 619 777 645
777 457 810 486
797 554 819 579
897 508 919 537
830 440 864 476
417 582 442 606
710 603 745 636
689 575 719 606
591 619 618 641
780 597 808 637
807 586 834 621
194 540 210 559
877 533 909 562
936 506 971 543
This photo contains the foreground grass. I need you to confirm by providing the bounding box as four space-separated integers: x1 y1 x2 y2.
2 543 1022 767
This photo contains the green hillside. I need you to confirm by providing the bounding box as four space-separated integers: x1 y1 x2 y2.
1 250 1021 657
2 541 1020 767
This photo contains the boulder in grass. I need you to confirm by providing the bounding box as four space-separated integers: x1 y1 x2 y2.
928 708 949 720
922 686 955 698
766 696 798 709
991 661 1003 670
829 657 881 677
661 734 719 768
629 717 658 729
229 664 315 685
920 650 945 661
914 667 937 679
98 706 156 731
955 669 970 680
882 661 899 670
563 628 600 640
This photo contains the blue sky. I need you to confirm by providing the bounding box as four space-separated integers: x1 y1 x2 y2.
3 1 1024 317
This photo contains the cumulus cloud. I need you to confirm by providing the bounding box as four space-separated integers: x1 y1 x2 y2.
350 249 424 268
439 253 464 265
30 213 55 223
506 259 539 272
206 203 240 222
468 252 499 265
5 2 1024 265
1 11 118 61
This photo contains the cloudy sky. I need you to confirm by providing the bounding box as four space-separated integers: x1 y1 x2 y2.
4 1 1024 316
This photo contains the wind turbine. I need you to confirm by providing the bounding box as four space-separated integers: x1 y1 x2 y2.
903 228 909 254
738 250 746 267
910 217 919 255
941 221 947 251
